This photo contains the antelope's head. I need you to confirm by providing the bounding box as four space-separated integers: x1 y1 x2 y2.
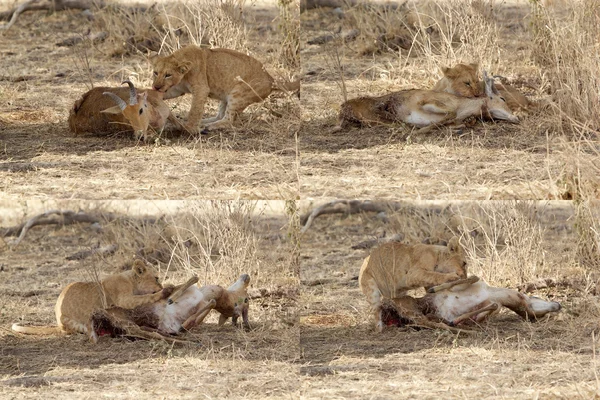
102 80 151 140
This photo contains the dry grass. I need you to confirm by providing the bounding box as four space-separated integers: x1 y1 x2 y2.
0 200 299 397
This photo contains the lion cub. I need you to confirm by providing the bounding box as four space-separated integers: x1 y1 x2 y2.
358 237 467 332
151 45 300 133
12 259 171 343
432 63 483 98
433 63 530 111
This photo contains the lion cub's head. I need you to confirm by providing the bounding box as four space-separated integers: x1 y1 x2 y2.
131 259 163 295
439 63 483 98
151 54 192 93
434 236 468 279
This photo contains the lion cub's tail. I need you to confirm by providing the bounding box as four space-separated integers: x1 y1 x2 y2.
11 323 62 335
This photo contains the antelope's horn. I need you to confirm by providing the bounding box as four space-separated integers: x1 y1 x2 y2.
121 80 137 105
482 70 493 97
103 92 127 111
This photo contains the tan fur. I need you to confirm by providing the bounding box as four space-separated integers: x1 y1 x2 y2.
68 84 184 141
433 64 530 112
151 45 300 133
12 260 169 343
493 82 531 111
432 63 483 98
358 237 468 332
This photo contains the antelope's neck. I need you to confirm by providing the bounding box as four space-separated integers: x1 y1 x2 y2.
455 97 486 120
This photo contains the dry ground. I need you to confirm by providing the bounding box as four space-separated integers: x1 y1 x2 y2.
0 0 300 199
299 201 600 398
300 1 599 200
0 201 299 398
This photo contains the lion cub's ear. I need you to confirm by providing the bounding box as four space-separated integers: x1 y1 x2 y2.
447 236 461 253
441 66 459 79
469 62 479 72
132 259 147 275
148 51 160 64
178 60 193 74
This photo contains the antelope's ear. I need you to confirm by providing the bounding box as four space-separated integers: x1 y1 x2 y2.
101 106 123 115
240 274 251 287
447 236 461 253
133 259 147 275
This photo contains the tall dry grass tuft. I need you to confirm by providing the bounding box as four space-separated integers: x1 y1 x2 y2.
277 0 301 69
530 0 600 135
530 0 600 198
575 201 600 276
94 0 250 57
407 0 500 70
453 202 547 286
159 201 262 286
346 0 500 74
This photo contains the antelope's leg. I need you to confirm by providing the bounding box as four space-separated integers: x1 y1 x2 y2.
450 302 499 326
182 299 217 331
410 316 474 333
427 276 480 293
167 276 199 304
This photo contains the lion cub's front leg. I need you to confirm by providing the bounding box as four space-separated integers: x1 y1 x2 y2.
185 82 210 134
114 287 171 309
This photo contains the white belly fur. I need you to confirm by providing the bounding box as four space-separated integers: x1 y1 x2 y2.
159 286 205 334
431 281 489 321
405 111 445 127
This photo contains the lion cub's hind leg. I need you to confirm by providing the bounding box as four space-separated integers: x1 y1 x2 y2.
203 79 273 131
359 272 385 332
201 101 227 125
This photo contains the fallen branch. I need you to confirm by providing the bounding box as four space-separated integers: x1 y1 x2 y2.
5 210 101 247
300 200 423 233
351 233 405 250
0 0 39 30
66 243 119 261
0 0 102 20
248 287 298 300
2 210 161 247
517 278 573 293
